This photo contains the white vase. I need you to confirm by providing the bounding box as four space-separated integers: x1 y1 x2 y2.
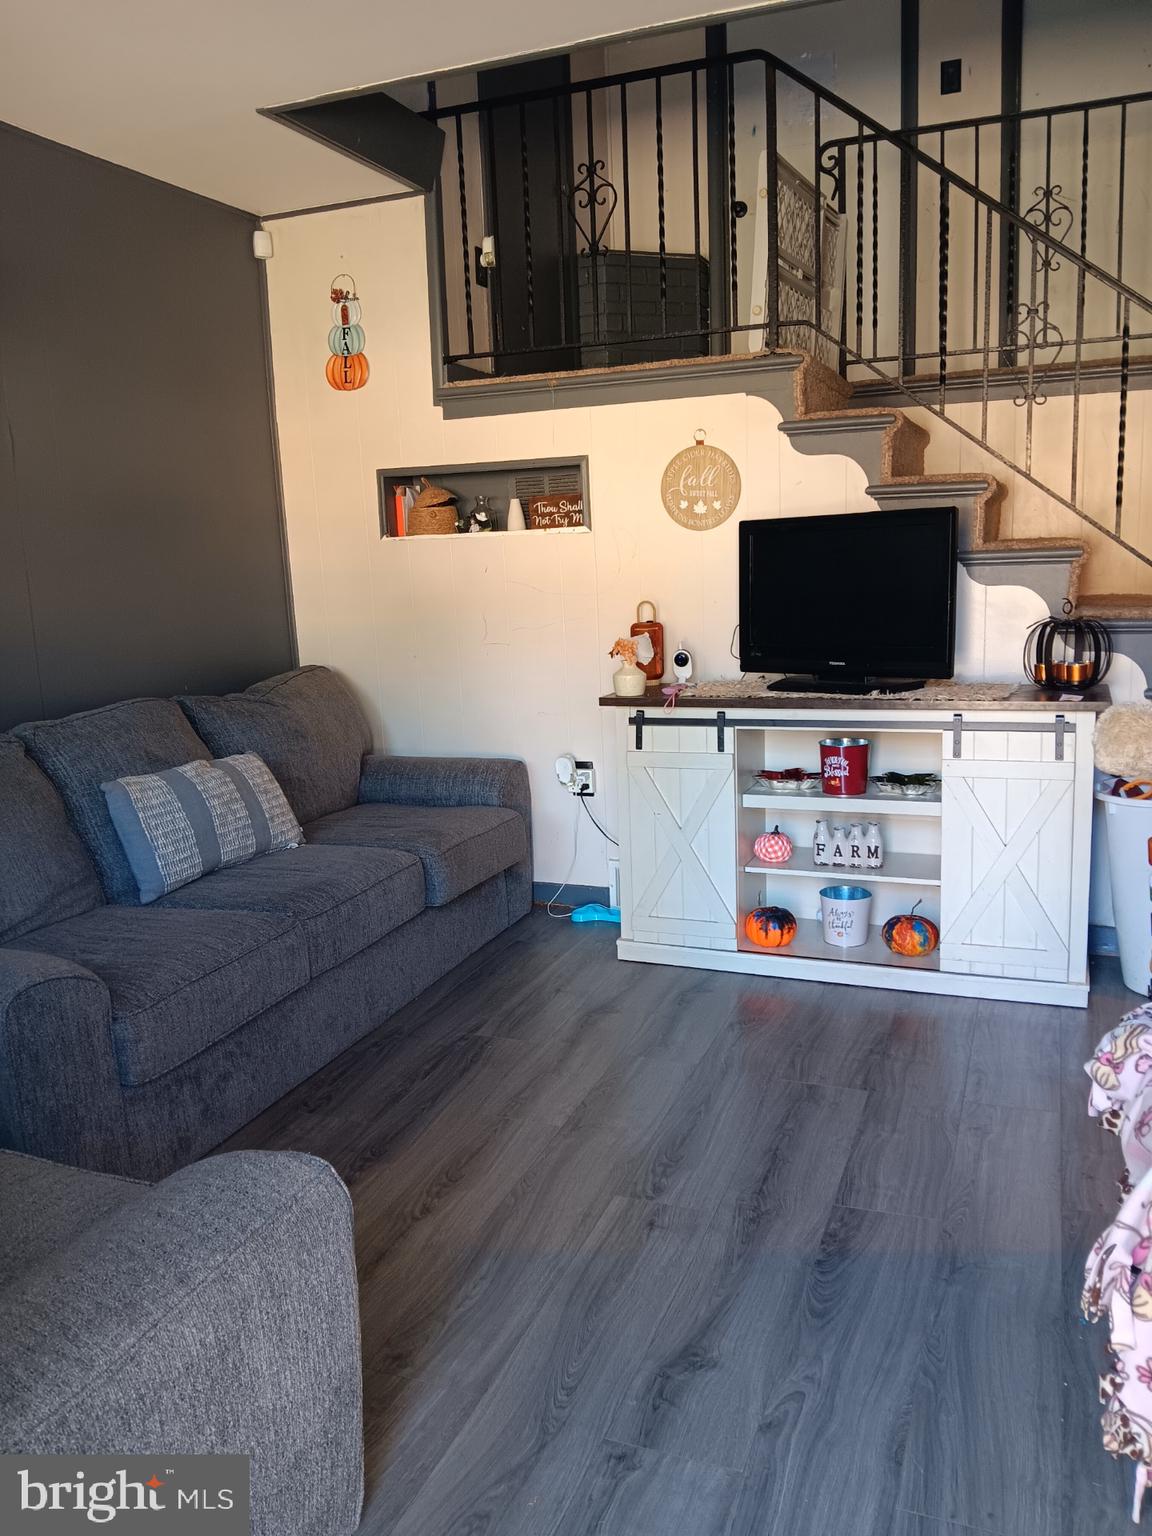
612 660 648 697
865 820 884 868
812 819 831 866
847 822 866 869
505 496 527 532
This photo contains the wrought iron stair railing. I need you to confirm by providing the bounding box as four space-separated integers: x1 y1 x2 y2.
425 54 1152 570
822 84 1152 376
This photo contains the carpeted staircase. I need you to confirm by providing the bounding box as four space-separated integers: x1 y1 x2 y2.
783 351 1152 620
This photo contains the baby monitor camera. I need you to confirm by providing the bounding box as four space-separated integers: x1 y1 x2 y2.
672 647 694 684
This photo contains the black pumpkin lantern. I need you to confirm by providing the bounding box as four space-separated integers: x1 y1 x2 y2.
1023 604 1112 692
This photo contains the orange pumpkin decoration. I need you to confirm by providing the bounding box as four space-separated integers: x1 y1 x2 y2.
881 900 940 957
326 351 369 391
744 905 797 949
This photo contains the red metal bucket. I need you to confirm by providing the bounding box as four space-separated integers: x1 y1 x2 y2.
820 737 870 796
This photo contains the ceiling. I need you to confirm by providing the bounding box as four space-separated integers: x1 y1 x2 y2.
0 0 817 216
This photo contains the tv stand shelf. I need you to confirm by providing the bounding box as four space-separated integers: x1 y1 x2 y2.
741 918 942 971
741 785 942 816
600 689 1107 1007
743 848 942 885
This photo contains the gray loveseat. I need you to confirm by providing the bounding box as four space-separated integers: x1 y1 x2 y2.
0 666 531 1179
0 1147 363 1536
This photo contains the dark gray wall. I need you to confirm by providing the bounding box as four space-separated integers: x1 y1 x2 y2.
0 123 295 730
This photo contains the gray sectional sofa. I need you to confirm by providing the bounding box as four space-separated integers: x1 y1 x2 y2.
0 1146 364 1536
0 666 532 1179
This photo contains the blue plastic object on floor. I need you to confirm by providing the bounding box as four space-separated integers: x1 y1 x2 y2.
570 903 621 924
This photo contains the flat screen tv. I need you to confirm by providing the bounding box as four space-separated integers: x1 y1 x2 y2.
739 506 958 693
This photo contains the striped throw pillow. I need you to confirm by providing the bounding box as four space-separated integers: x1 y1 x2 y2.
101 753 303 904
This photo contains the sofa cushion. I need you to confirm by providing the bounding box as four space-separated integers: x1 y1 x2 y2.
0 1150 146 1288
157 844 425 976
12 906 307 1086
303 803 528 906
103 754 304 904
178 666 372 827
13 700 213 905
0 737 104 945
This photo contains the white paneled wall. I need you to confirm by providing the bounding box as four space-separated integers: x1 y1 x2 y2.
264 193 1069 887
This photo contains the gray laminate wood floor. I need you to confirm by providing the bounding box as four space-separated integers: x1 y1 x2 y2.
222 912 1135 1536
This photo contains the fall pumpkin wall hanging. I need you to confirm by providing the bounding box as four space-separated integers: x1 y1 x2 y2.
326 275 369 391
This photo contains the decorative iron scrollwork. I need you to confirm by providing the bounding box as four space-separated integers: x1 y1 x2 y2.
569 160 618 254
817 142 843 205
1014 298 1065 405
1022 183 1074 272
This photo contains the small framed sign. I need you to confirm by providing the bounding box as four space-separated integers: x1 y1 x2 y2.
527 493 586 529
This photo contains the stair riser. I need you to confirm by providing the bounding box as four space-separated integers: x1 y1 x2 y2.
962 547 1085 616
1097 620 1152 697
867 480 1001 552
779 414 927 484
785 423 891 486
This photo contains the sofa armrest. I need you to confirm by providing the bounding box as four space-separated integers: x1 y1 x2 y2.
0 1150 363 1536
358 752 530 816
359 754 534 920
0 950 129 1174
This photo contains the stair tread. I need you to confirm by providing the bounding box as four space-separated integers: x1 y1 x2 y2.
880 471 1001 486
789 406 916 426
982 537 1088 552
791 352 854 416
1076 593 1152 616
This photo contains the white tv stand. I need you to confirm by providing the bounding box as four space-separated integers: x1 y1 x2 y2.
601 687 1107 1007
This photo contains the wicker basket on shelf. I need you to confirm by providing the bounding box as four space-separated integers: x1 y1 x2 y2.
407 477 458 536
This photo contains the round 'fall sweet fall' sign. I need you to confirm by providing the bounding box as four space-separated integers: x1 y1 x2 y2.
660 431 742 530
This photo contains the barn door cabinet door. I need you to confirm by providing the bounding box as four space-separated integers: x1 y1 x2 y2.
622 749 737 951
938 727 1087 984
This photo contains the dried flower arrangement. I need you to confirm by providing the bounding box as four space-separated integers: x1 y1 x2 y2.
608 637 642 666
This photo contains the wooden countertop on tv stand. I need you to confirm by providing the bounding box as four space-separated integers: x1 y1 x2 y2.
597 684 1111 713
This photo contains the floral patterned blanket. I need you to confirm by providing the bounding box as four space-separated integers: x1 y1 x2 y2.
1085 1003 1152 1516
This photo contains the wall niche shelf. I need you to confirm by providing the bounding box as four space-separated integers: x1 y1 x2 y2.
377 456 589 539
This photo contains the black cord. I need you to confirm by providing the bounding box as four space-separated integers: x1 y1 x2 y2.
729 623 748 681
578 792 619 846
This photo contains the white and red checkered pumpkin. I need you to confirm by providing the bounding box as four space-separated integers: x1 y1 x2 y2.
753 825 793 864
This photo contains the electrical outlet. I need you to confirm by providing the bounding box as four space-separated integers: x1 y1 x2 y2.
573 760 596 796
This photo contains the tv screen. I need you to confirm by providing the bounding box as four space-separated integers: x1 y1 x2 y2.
739 506 958 684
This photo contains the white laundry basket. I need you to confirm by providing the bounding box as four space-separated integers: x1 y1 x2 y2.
1097 789 1152 997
